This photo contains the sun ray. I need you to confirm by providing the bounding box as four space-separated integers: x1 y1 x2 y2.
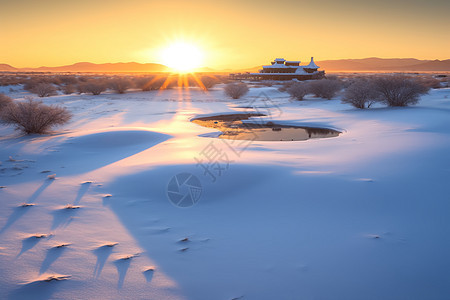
190 73 207 92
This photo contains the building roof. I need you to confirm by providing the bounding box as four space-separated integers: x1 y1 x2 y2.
305 57 319 69
274 58 286 62
262 64 294 68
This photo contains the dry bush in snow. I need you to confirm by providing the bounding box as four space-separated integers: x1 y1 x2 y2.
76 83 87 94
0 98 71 134
0 93 13 111
418 76 441 89
224 82 249 99
342 78 380 109
0 75 24 86
200 76 219 90
373 75 429 107
278 80 296 92
56 75 78 85
287 82 309 100
133 77 153 91
23 78 42 91
135 76 167 91
261 80 276 87
308 79 342 99
109 78 132 94
30 83 57 97
80 81 107 95
62 84 75 95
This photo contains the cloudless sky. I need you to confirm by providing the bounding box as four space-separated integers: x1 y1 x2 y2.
0 0 448 68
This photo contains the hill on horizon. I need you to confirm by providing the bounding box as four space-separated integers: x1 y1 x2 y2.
0 62 170 73
316 58 450 72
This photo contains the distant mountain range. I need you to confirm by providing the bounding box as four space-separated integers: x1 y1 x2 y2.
316 58 450 72
1 58 449 73
0 62 170 73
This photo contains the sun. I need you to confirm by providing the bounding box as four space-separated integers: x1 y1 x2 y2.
160 41 204 73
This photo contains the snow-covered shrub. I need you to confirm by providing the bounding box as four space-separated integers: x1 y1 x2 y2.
374 75 429 107
0 75 23 86
56 75 78 85
80 81 107 95
30 83 57 97
308 79 342 100
133 76 153 91
135 76 167 91
0 93 13 111
200 76 219 90
342 78 380 109
109 78 132 94
418 76 441 89
224 82 249 99
287 82 308 100
62 84 75 95
261 80 276 87
278 80 295 92
0 98 71 134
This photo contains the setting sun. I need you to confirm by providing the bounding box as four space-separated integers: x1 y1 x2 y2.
160 41 204 73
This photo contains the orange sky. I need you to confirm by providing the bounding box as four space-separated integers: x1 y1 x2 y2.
1 0 449 69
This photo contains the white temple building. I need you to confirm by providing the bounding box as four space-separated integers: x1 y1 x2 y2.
230 57 325 81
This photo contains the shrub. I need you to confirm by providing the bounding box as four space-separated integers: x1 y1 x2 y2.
373 75 429 107
0 75 23 86
56 75 78 85
109 78 132 94
135 76 167 91
342 78 380 109
278 80 295 92
0 98 71 134
23 78 41 91
287 82 308 100
308 79 342 99
224 82 249 99
76 83 87 94
418 76 441 89
30 83 57 97
134 77 153 91
0 93 13 111
200 76 219 90
261 80 275 87
81 81 107 95
62 84 75 95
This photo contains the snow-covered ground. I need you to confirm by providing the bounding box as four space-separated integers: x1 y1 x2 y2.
0 84 449 300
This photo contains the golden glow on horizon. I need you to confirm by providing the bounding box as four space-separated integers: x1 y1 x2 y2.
160 41 204 73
